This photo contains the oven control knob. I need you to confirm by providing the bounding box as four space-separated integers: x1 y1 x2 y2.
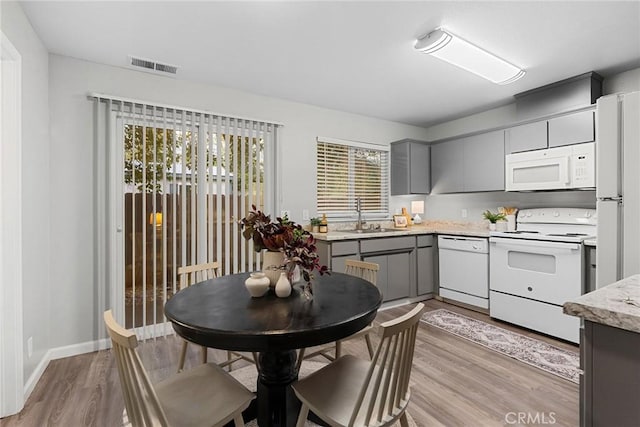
527 286 533 292
553 211 560 217
585 211 592 218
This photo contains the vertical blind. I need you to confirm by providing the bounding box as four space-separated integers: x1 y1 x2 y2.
91 94 280 337
316 137 389 218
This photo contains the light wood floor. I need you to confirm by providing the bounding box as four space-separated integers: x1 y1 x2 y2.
0 300 579 426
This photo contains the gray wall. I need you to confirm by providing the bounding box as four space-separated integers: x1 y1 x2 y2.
1 1 51 383
418 67 640 221
47 54 431 348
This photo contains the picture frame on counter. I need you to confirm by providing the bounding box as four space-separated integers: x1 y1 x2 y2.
393 215 408 228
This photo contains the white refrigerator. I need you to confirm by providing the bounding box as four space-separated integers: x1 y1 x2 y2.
596 91 640 288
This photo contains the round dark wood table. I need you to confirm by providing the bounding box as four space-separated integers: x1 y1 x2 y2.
164 271 382 427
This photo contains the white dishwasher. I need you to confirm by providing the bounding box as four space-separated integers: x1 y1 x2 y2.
438 235 489 309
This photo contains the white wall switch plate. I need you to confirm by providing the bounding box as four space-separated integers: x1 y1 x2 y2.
461 209 468 218
302 209 309 220
27 337 33 359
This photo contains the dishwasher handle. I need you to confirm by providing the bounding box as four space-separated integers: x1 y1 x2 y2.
438 235 488 253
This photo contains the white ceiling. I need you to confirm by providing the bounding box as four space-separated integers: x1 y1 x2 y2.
20 1 640 127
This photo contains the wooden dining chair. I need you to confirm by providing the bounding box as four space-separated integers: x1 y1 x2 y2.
297 259 379 369
104 310 254 427
292 303 425 427
176 262 257 373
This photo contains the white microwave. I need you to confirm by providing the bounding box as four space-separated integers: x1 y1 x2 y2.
505 142 595 191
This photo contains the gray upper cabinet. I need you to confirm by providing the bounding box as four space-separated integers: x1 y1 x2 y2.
463 130 505 192
390 140 431 195
431 131 504 194
505 120 548 153
548 110 595 147
431 139 464 194
506 109 596 153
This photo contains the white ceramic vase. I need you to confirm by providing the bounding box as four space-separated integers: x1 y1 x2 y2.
244 272 270 297
275 272 292 298
262 250 284 287
290 265 302 284
506 214 516 231
489 223 497 231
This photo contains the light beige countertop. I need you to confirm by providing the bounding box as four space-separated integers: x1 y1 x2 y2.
583 238 597 247
313 220 491 241
564 274 640 334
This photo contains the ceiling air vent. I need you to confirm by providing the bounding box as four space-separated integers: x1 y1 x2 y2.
128 56 178 76
154 63 178 74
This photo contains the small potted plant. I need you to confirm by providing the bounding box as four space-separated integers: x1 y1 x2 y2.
309 217 321 233
483 210 506 231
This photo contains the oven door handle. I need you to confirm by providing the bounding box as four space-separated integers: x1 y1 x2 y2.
489 237 580 251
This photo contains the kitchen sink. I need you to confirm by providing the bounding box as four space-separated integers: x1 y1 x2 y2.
341 228 393 234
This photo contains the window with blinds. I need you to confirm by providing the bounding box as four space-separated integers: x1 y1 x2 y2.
316 138 389 218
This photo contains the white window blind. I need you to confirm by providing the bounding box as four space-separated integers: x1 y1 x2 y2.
91 94 280 337
316 137 389 218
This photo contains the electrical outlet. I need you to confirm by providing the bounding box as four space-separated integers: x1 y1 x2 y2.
280 210 290 219
461 209 468 218
27 337 33 359
302 209 310 221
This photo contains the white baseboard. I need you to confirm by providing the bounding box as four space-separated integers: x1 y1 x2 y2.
48 338 111 361
23 350 51 402
379 294 433 311
23 337 111 402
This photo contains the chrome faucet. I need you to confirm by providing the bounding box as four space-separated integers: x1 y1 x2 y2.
355 197 366 230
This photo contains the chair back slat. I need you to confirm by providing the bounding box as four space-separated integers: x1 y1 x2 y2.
104 310 169 427
177 261 219 290
349 303 425 427
344 259 379 286
377 332 406 422
350 333 388 426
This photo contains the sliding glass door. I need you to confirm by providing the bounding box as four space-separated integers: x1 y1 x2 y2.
91 97 278 336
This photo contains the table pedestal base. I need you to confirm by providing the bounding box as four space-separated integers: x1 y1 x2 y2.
257 350 300 427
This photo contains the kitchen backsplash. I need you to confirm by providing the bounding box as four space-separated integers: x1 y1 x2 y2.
391 190 596 222
324 219 488 232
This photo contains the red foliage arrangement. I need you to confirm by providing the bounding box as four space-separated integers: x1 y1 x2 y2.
239 205 329 290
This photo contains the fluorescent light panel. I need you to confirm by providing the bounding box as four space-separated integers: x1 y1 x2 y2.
414 28 525 85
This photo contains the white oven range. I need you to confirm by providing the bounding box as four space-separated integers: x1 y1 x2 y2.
489 208 596 343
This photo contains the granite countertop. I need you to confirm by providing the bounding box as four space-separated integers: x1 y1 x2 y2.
313 220 491 241
583 238 597 247
563 274 640 334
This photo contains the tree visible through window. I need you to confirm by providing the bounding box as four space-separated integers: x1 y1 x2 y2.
124 125 264 194
316 139 389 218
123 122 266 328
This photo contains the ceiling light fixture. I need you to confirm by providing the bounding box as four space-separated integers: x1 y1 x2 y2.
414 27 525 85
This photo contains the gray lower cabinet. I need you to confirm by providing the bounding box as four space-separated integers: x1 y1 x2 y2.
581 321 640 426
390 139 431 195
330 255 350 275
361 236 415 302
362 251 413 302
316 240 358 272
585 246 596 293
319 235 434 303
417 235 435 295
